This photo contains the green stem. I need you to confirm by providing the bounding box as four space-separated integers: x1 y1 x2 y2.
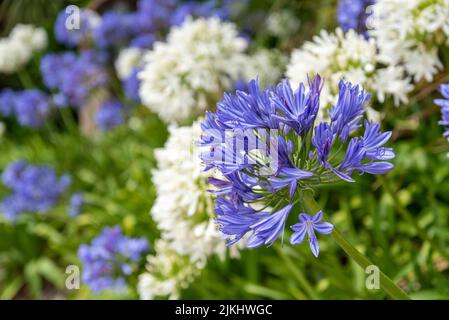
17 70 34 89
379 176 449 262
274 246 320 300
301 191 411 300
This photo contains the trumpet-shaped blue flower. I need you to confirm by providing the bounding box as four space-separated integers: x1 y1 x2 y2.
199 76 394 256
290 211 334 257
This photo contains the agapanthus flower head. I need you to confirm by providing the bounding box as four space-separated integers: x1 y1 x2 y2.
78 226 149 294
14 89 52 128
1 160 71 221
54 8 100 47
199 76 395 256
41 51 108 108
337 0 375 36
94 99 125 131
93 11 135 48
436 83 449 156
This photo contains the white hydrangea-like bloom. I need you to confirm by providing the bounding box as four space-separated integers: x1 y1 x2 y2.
10 24 48 52
287 28 412 109
115 47 144 80
0 24 47 74
138 121 240 299
266 10 300 38
239 49 287 88
370 0 449 82
138 240 202 300
139 17 247 124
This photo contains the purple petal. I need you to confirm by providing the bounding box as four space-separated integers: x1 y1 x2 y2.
313 222 334 235
290 226 307 245
308 234 319 257
312 210 323 223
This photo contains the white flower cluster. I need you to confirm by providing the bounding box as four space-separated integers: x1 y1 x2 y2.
266 10 300 38
0 24 47 74
287 28 412 109
138 240 202 300
370 0 449 83
115 47 144 80
138 122 239 299
138 17 247 124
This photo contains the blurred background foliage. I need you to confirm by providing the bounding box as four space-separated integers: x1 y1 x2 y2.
0 0 448 300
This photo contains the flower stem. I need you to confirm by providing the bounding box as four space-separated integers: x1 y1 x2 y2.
301 190 411 300
17 70 34 89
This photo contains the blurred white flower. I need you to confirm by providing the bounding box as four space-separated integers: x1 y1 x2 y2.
138 240 202 300
239 49 287 88
138 17 247 124
10 24 48 52
0 24 47 74
266 10 300 38
138 121 240 299
286 28 412 113
115 47 144 80
370 0 449 82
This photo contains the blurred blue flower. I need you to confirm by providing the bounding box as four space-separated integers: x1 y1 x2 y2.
436 83 449 156
129 34 155 49
68 192 84 217
93 11 135 48
54 8 99 47
78 226 149 294
1 160 71 221
41 52 77 89
133 0 177 33
290 211 334 257
337 0 375 36
94 99 125 131
0 89 16 117
40 51 108 108
14 90 52 128
199 76 394 254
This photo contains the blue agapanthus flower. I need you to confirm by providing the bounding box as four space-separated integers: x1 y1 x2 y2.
14 90 52 128
436 83 449 156
54 8 99 47
290 211 333 257
1 160 71 221
94 99 125 131
93 11 136 48
40 51 108 108
78 226 149 294
0 89 52 128
199 76 394 256
337 0 375 36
